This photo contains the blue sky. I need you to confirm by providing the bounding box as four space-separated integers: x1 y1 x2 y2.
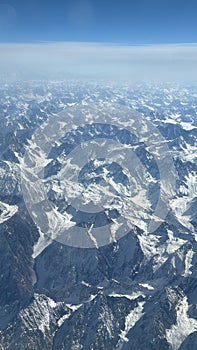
0 0 196 44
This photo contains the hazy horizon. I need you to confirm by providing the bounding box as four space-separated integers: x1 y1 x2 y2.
0 42 197 83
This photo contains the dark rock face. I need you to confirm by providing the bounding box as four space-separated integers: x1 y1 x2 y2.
179 332 197 350
0 209 38 329
0 81 197 349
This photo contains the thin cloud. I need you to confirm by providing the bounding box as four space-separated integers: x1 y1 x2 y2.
0 42 197 82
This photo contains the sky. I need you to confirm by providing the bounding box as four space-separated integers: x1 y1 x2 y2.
0 0 196 82
0 42 196 83
0 0 196 44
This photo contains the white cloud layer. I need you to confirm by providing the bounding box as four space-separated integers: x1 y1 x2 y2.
0 42 197 82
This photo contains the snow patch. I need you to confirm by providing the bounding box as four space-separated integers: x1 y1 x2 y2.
166 296 197 350
0 201 18 224
183 249 194 277
32 227 52 259
118 301 145 345
139 283 154 290
108 291 145 300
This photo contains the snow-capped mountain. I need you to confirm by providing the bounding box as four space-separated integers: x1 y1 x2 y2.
0 81 197 349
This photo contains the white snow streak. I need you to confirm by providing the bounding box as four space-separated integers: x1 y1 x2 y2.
166 297 197 350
